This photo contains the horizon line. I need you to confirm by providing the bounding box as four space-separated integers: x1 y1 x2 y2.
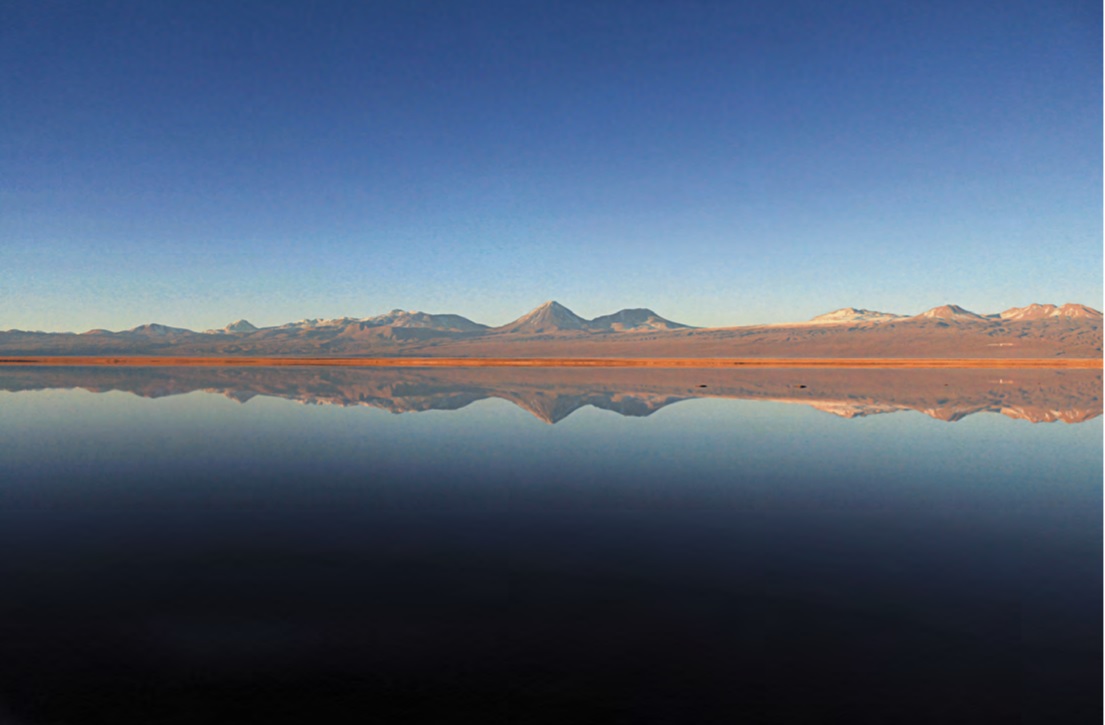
2 357 1101 369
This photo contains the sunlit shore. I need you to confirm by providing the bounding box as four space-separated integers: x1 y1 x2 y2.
0 357 1100 368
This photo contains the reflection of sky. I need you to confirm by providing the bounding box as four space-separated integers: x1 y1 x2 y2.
1 389 1099 517
0 387 1099 722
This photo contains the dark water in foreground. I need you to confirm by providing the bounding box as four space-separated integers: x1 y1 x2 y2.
0 367 1100 723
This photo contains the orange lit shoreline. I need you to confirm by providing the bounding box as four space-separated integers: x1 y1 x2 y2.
0 357 1100 369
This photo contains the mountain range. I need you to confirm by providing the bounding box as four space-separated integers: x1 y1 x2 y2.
1 301 1101 358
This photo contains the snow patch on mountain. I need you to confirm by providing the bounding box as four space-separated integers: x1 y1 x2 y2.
915 305 986 321
206 319 259 334
358 309 487 332
496 301 590 333
808 308 903 324
1001 303 1103 321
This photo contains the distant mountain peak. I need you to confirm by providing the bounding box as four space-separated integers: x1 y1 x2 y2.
917 304 984 320
358 309 487 332
224 319 258 333
1057 303 1103 319
279 317 357 329
496 301 589 333
999 303 1102 321
496 302 690 334
588 308 690 331
204 319 258 334
124 323 193 336
809 308 902 324
1000 303 1057 320
532 300 576 315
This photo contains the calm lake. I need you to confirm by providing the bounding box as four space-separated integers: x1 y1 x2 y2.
0 366 1100 723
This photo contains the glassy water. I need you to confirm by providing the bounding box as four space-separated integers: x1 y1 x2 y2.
0 367 1100 723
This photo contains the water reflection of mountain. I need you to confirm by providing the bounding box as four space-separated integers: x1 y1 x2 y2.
0 366 1099 425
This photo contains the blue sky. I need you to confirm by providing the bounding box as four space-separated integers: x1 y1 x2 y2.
1 0 1100 331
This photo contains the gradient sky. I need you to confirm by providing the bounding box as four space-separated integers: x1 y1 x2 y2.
2 0 1101 331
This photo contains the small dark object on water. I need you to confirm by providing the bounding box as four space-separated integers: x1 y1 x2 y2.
797 384 807 388
697 384 708 388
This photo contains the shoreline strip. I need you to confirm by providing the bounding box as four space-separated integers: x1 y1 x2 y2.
0 357 1100 369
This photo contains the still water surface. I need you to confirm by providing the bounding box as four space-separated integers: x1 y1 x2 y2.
0 367 1100 723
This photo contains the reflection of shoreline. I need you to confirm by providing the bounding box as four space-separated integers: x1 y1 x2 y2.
0 356 1101 368
0 366 1100 425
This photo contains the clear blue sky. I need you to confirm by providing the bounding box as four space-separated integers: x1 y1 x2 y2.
2 0 1100 331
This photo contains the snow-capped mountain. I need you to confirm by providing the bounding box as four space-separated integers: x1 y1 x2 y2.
275 317 360 330
808 308 903 324
206 319 259 334
495 301 591 333
1000 303 1103 321
915 304 987 321
356 309 488 332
